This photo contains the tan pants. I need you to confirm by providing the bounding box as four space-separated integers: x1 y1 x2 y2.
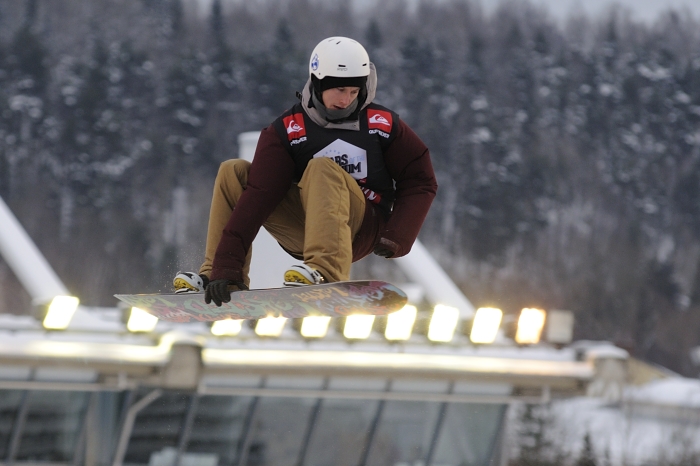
199 157 366 284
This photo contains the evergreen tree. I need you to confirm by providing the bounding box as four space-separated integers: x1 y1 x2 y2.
365 19 382 54
8 24 47 96
575 433 597 466
210 0 224 50
24 0 38 27
170 0 184 39
1 22 48 201
244 19 305 118
510 404 562 466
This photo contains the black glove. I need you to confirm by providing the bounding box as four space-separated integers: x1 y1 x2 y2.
205 279 248 307
373 238 398 258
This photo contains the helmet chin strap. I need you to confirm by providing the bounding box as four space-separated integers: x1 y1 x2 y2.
311 91 359 123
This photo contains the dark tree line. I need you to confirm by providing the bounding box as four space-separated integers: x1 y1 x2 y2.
1 0 700 374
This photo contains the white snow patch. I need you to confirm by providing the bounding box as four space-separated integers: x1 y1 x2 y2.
572 340 630 360
626 378 700 408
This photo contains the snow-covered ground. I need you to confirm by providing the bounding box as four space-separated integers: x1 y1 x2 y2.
508 378 700 465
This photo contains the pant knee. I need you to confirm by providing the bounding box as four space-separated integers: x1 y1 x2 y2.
219 158 251 175
218 159 250 187
309 157 343 170
303 157 345 182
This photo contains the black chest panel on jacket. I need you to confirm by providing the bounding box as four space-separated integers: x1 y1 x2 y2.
273 102 398 215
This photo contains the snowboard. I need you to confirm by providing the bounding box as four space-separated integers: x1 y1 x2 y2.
114 280 407 323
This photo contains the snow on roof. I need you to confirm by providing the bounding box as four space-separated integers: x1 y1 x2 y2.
571 340 630 360
626 377 700 408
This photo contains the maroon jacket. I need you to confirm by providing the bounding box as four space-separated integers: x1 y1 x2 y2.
210 118 437 283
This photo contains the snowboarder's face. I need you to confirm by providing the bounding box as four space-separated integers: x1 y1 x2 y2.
322 87 361 110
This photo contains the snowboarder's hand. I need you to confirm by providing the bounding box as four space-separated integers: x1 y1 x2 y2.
373 238 399 258
205 279 248 307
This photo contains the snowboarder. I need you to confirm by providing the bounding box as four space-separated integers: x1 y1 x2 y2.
174 36 438 306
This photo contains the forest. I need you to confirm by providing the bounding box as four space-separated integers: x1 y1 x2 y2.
1 0 700 375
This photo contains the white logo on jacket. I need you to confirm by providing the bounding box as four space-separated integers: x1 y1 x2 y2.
287 120 304 134
368 114 391 126
313 139 368 181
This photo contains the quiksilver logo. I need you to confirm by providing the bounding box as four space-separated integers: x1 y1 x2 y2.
287 120 303 134
283 113 306 142
369 114 391 126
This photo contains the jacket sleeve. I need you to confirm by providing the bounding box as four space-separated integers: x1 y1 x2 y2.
380 119 438 257
210 125 295 282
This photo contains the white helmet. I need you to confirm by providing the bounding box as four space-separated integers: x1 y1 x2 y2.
309 37 370 80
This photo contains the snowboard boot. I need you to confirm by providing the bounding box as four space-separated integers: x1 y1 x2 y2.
173 271 209 294
283 264 326 287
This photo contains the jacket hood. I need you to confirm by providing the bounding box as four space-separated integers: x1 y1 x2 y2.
300 62 377 131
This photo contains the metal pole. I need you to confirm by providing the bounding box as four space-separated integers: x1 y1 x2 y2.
357 380 392 466
198 385 545 405
73 392 96 466
111 389 163 466
488 404 510 466
425 381 455 466
111 390 136 463
0 195 69 303
295 378 329 466
6 390 30 465
174 394 200 466
236 378 266 466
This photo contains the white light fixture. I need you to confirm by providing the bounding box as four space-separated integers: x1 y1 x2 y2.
343 315 375 339
43 296 80 330
255 317 287 337
385 304 417 341
545 309 574 345
428 304 460 342
300 316 331 338
515 308 546 344
470 307 503 344
211 319 243 336
127 307 159 332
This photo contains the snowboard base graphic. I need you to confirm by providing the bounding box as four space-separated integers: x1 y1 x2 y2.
115 280 407 323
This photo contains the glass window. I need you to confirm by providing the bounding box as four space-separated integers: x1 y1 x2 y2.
238 396 317 466
365 400 442 466
0 390 24 458
432 403 507 466
304 398 381 466
92 391 132 466
187 395 255 466
15 391 90 462
124 390 191 464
